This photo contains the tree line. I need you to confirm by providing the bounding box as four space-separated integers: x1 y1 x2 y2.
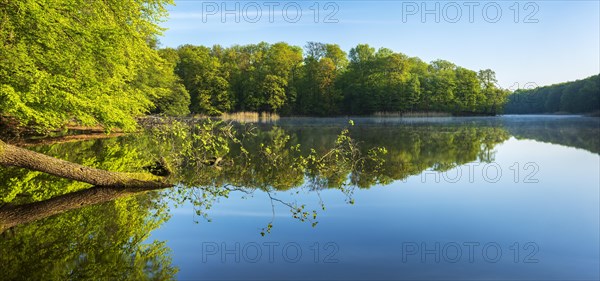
162 42 510 117
504 75 600 114
4 0 595 134
0 0 509 133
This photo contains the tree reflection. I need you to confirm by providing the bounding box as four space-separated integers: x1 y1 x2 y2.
1 118 557 279
0 137 175 280
134 120 511 234
0 192 176 280
504 117 600 154
144 119 388 232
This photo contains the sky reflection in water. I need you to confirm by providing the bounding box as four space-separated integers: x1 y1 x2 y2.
1 116 598 280
152 117 600 280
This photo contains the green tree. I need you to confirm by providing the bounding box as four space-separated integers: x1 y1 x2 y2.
297 43 346 115
342 44 377 114
0 0 174 132
261 42 303 113
478 69 508 114
422 60 457 111
135 47 191 116
325 44 349 70
261 74 287 112
454 67 483 112
176 45 232 115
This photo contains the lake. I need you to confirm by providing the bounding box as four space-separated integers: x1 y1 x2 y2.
1 115 599 280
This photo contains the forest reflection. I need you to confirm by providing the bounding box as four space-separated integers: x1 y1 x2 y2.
0 117 597 280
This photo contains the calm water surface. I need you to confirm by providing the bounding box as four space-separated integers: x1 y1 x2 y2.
1 116 598 280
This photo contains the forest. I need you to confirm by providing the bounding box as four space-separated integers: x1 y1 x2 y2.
2 0 598 135
0 0 514 134
166 42 509 117
504 75 600 114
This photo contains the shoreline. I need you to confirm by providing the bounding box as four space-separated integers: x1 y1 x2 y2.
2 114 597 147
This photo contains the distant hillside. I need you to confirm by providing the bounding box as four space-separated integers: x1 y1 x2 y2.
504 75 599 114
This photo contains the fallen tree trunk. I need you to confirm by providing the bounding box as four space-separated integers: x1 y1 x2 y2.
0 140 171 189
0 185 163 233
10 132 126 147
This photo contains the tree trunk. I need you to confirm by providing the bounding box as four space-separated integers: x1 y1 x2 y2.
0 140 171 189
12 132 125 147
0 186 163 233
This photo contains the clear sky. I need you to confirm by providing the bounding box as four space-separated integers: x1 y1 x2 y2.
159 0 600 89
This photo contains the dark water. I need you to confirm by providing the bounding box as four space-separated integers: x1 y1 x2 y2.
1 116 599 280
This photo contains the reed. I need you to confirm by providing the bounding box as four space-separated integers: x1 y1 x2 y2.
373 111 452 117
219 112 280 123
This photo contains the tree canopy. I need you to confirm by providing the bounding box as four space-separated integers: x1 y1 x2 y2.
172 42 509 117
2 1 595 133
504 74 600 114
2 4 515 135
0 0 177 132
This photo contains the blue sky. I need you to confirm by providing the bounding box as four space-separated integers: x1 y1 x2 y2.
159 1 600 88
